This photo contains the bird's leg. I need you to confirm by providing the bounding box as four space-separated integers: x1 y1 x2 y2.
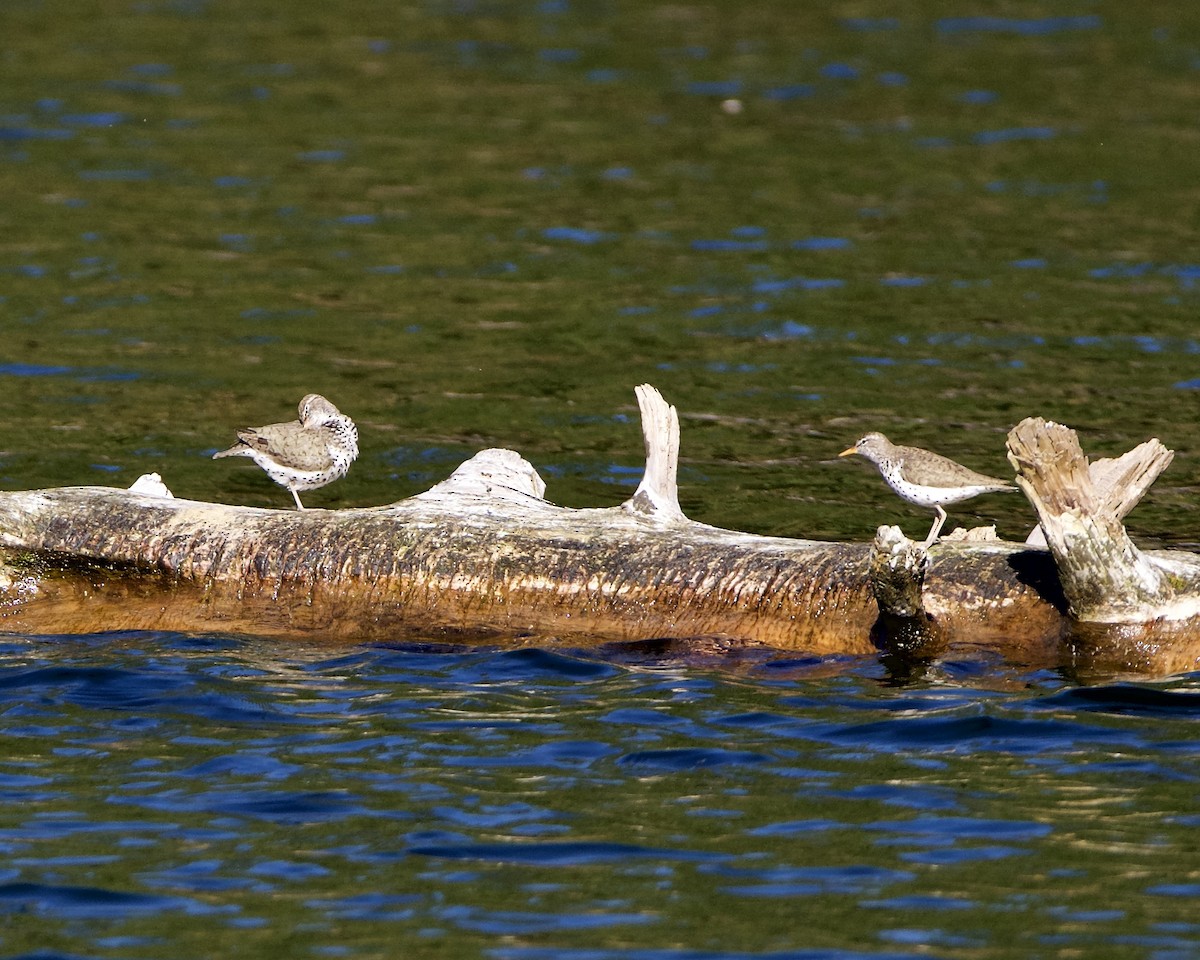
920 506 947 548
291 488 306 510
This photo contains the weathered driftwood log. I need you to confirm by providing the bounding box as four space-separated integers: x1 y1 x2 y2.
0 388 1198 676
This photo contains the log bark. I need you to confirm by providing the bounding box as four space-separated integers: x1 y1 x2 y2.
0 389 1198 677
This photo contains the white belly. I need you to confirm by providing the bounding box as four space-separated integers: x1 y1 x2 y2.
885 472 996 509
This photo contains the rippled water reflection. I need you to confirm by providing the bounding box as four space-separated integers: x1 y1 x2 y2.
1 633 1197 957
4 1 1200 954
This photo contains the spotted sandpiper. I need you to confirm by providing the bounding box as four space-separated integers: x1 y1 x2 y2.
213 394 359 510
839 431 1015 546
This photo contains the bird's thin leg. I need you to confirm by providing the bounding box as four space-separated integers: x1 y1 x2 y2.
921 506 947 548
292 488 306 510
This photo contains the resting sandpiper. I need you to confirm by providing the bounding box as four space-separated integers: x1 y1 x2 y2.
213 394 359 509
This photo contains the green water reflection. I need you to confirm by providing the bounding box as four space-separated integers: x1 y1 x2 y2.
2 1 1199 547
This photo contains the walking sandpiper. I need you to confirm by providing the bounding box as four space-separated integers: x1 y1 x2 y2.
840 431 1015 546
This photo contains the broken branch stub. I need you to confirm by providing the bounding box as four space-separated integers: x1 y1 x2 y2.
867 525 945 659
624 384 686 524
1006 417 1173 620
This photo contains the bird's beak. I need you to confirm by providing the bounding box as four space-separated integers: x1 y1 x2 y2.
838 446 857 458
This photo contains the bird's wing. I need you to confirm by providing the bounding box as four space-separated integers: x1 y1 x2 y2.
897 447 1011 489
237 423 332 471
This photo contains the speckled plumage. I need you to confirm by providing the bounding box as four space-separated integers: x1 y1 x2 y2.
213 394 359 509
840 431 1014 546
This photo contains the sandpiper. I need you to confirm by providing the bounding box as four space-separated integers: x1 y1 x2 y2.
213 394 359 510
839 431 1015 546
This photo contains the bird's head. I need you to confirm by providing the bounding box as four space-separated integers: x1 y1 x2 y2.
839 432 891 464
299 394 341 425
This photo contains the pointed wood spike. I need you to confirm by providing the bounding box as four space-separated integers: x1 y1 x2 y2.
624 384 687 523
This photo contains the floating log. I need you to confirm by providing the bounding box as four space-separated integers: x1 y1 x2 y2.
0 387 1198 677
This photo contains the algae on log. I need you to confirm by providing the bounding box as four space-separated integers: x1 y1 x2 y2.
0 387 1197 676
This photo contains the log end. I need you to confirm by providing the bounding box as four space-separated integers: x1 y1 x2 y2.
1005 417 1197 624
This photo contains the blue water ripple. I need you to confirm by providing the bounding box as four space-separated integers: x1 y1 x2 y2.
746 819 842 836
686 80 742 97
1034 684 1200 717
304 892 420 921
825 713 1139 753
865 815 1052 841
900 845 1028 865
0 881 221 919
973 126 1057 145
820 63 859 81
0 126 74 141
469 647 619 681
539 48 581 63
411 840 719 865
438 904 655 934
793 237 852 251
60 112 127 127
297 149 345 163
246 859 331 881
0 362 72 376
762 84 815 100
618 748 771 770
543 226 612 244
691 238 769 252
936 16 1102 35
711 864 914 898
104 79 182 96
111 787 373 823
862 895 975 910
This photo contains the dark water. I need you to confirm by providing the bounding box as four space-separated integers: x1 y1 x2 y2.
3 2 1200 956
2 632 1199 958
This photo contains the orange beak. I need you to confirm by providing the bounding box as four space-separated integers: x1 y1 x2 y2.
838 446 857 458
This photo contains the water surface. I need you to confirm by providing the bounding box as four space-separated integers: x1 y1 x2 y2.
1 2 1199 956
1 633 1198 958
